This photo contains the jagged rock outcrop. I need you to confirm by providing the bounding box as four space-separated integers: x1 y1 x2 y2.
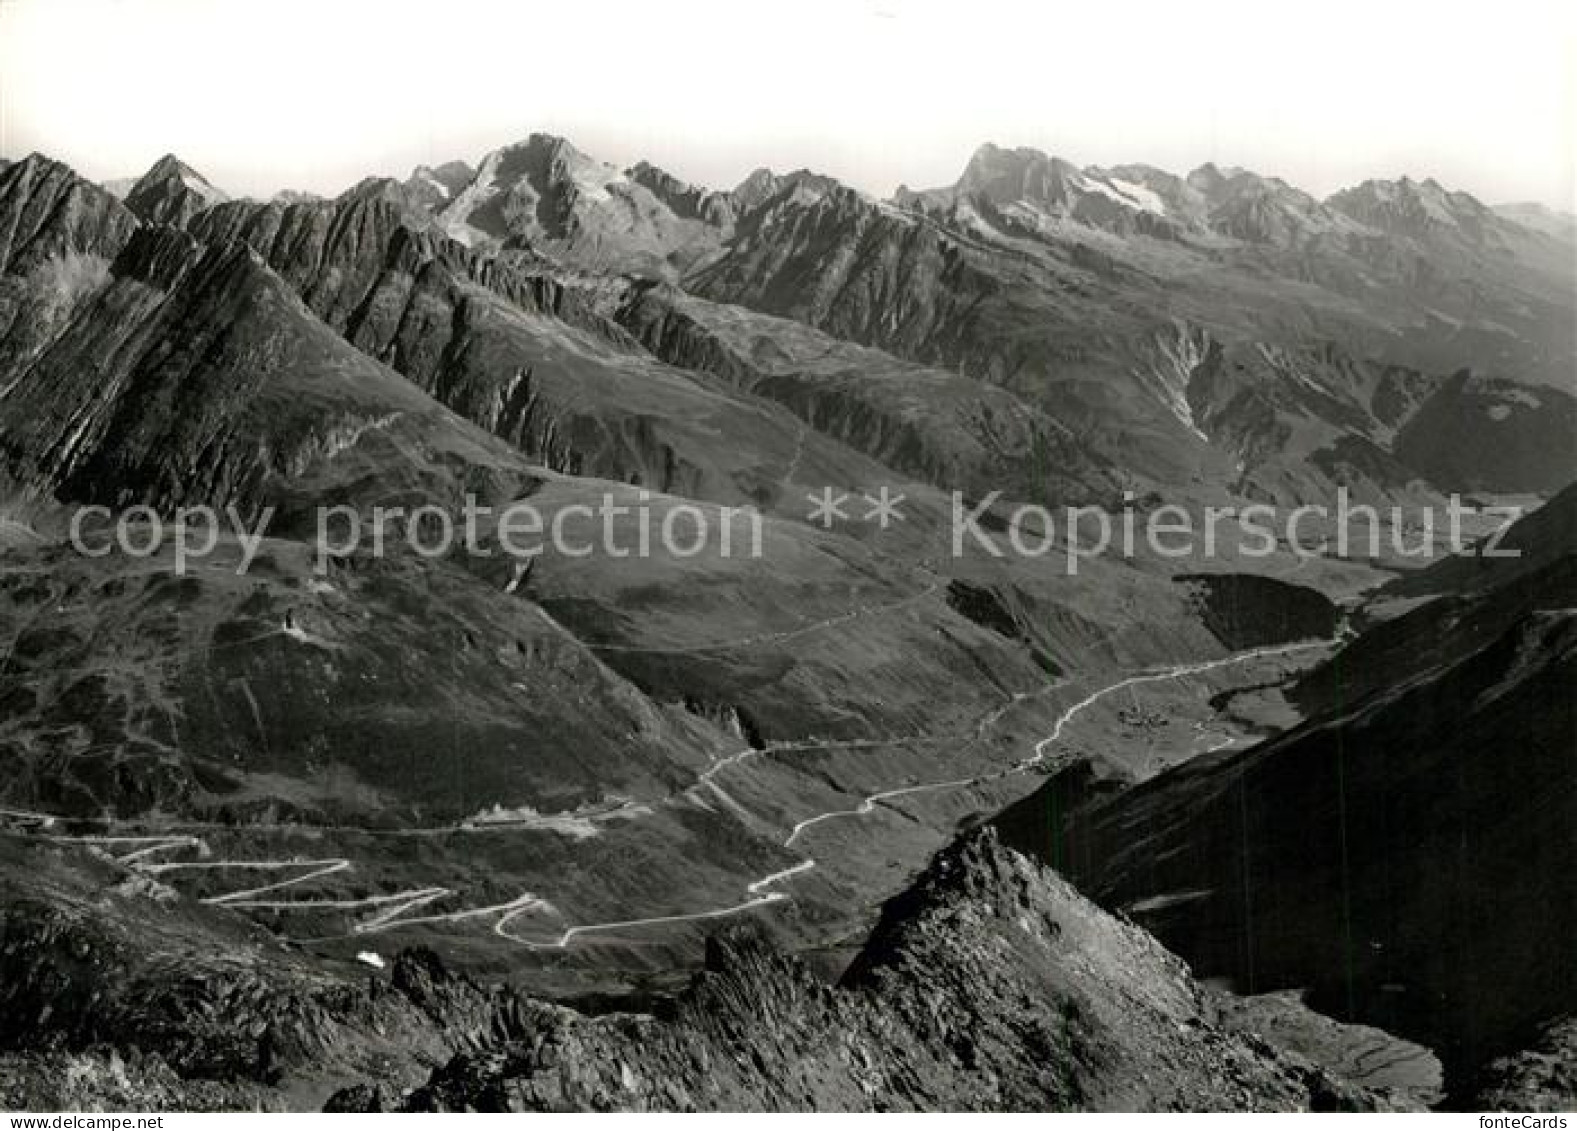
387 830 1401 1112
402 160 476 214
0 154 138 276
689 173 1008 369
122 154 228 228
0 223 537 518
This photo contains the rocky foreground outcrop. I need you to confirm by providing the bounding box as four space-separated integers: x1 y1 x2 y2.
0 155 138 276
0 828 1412 1112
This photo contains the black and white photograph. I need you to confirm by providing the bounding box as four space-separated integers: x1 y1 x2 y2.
0 0 1573 1117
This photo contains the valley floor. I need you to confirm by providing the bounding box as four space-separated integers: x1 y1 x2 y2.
1 635 1337 990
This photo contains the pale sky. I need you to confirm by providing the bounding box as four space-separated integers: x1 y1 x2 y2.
2 0 1573 209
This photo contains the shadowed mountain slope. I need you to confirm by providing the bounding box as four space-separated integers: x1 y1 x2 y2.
999 558 1577 1084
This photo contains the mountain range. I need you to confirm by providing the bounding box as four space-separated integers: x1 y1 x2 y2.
0 132 1572 1111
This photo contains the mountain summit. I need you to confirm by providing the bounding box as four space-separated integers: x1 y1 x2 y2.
122 153 228 227
896 141 1183 239
1326 175 1505 246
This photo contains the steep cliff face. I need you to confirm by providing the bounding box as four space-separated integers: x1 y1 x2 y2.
122 155 228 228
686 165 1229 491
1005 560 1577 1085
0 155 139 276
0 158 137 380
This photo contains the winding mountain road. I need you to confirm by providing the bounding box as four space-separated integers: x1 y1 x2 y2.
414 637 1325 946
11 638 1327 952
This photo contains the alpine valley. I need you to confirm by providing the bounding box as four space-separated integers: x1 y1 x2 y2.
0 132 1571 1112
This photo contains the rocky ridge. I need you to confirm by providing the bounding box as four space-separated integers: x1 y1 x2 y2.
0 827 1408 1111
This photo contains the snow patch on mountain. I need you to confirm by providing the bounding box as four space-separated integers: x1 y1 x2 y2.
179 166 227 206
1106 176 1167 215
